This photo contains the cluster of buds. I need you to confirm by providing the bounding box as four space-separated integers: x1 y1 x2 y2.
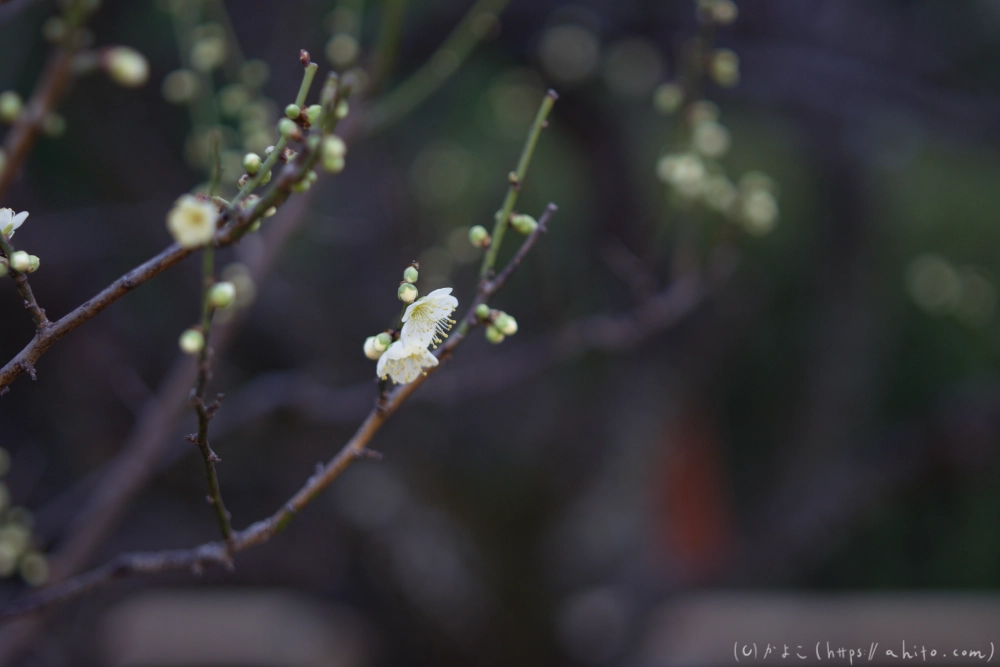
177 276 242 355
398 261 420 303
0 448 49 586
0 209 39 277
650 7 779 236
475 303 518 344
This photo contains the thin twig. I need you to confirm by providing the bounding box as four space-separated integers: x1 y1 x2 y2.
480 89 557 280
0 235 48 329
0 76 352 393
0 202 560 620
0 2 97 201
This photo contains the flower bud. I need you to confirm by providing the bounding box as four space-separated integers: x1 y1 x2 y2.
653 83 684 115
19 552 49 587
494 312 518 335
510 214 538 235
260 169 272 185
278 118 300 139
208 281 236 308
375 332 392 350
711 0 738 24
292 178 312 193
243 152 261 174
475 303 490 320
485 325 505 344
398 283 418 303
104 46 150 87
179 328 205 355
0 92 23 124
709 48 740 87
9 251 30 273
162 69 200 104
285 103 301 119
306 104 322 124
42 113 65 137
26 255 39 273
403 266 419 284
335 100 349 119
468 225 490 248
363 336 383 360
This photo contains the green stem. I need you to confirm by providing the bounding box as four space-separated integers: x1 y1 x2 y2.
230 63 318 209
296 62 319 107
366 0 510 132
368 0 407 92
479 89 557 280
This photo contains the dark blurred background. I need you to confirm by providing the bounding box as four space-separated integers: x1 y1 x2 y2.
2 0 1000 665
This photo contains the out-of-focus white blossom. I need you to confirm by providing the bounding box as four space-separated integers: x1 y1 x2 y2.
167 195 217 248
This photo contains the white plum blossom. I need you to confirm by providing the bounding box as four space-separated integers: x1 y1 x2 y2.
167 195 217 248
0 208 28 238
376 340 439 384
400 287 459 350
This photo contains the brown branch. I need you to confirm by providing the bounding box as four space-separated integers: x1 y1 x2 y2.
191 335 234 550
0 235 48 329
0 202 560 620
0 242 195 390
0 49 74 201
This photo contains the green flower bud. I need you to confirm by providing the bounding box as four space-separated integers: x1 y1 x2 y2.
494 312 518 335
260 169 272 185
468 225 490 248
653 82 684 115
208 281 236 308
162 69 200 104
292 178 312 193
9 251 30 273
285 103 301 119
243 152 261 174
709 48 740 88
375 332 392 350
485 325 505 344
278 118 300 139
335 100 349 119
178 328 205 355
248 220 261 233
398 283 418 303
26 255 39 273
475 303 490 320
306 104 323 125
0 92 23 124
510 214 538 235
403 266 419 284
